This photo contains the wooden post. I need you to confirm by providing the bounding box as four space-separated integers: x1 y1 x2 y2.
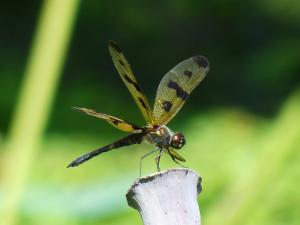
126 168 202 225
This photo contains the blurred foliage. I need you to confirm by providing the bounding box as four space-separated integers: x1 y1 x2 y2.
0 0 300 225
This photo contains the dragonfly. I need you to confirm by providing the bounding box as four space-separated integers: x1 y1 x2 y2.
67 41 209 173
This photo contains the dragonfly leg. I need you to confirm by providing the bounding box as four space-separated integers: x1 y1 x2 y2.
139 147 160 176
155 148 165 172
167 149 188 169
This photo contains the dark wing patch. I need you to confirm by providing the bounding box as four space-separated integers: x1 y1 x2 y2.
184 70 193 78
109 41 122 52
123 74 142 92
119 59 125 66
193 55 209 68
167 81 189 100
162 100 172 112
138 97 147 109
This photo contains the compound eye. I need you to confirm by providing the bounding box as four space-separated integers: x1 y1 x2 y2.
170 133 185 149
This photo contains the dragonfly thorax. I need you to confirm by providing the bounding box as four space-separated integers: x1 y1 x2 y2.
144 125 185 149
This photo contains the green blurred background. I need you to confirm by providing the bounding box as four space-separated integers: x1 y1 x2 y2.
1 0 300 225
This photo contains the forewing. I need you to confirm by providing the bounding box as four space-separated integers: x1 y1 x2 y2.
73 107 143 132
153 55 209 125
108 41 155 125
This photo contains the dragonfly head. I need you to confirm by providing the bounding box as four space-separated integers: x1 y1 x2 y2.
170 132 185 149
